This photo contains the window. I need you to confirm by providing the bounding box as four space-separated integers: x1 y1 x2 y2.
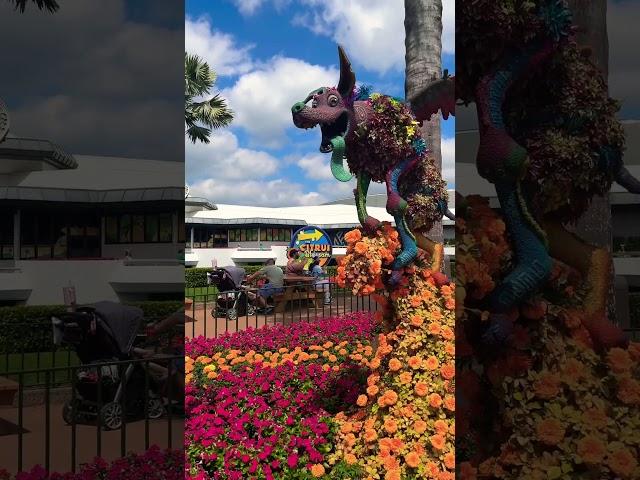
228 228 259 243
190 226 228 248
104 212 175 244
258 227 291 242
0 210 14 259
20 210 99 259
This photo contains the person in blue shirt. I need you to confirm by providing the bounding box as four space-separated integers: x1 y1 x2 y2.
309 256 331 305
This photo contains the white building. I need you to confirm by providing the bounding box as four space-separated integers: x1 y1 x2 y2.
185 191 455 269
0 134 184 305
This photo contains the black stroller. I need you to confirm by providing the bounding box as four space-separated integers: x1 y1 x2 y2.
51 301 165 430
207 266 256 320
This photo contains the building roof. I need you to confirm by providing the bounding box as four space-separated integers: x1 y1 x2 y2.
186 202 455 228
326 189 456 210
0 154 184 203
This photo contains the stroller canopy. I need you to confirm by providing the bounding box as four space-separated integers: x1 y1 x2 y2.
89 301 144 356
222 266 246 288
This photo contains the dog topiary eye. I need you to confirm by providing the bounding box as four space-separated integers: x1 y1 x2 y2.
328 94 339 107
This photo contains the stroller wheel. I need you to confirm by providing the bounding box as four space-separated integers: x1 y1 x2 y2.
100 402 123 430
147 396 164 419
247 305 256 316
62 399 81 425
226 308 238 321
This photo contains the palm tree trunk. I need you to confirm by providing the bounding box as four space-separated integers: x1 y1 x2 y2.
565 0 617 321
404 0 448 273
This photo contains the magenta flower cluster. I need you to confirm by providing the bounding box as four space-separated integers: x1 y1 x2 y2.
186 311 376 357
186 362 349 479
0 446 182 480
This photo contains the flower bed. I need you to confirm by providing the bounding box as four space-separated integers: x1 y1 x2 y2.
185 224 456 479
0 446 182 480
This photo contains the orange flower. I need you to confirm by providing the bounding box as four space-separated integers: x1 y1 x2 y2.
438 472 454 480
328 354 337 362
607 347 633 374
628 342 640 361
344 453 357 465
444 396 455 411
428 322 441 335
410 296 422 307
444 451 455 470
405 451 421 468
384 417 398 434
383 389 398 406
370 357 381 369
366 384 379 396
415 382 428 397
576 435 607 464
356 394 368 407
367 374 379 386
429 393 443 408
390 437 404 451
617 376 640 405
445 343 455 356
425 356 439 370
434 419 448 434
535 418 565 445
459 462 477 480
354 241 368 254
364 428 378 443
344 229 362 243
607 447 638 477
384 470 401 480
383 456 399 471
408 356 422 369
311 464 325 477
533 373 561 400
430 434 446 450
389 358 402 371
426 462 440 477
340 422 353 434
440 364 455 379
414 420 427 434
411 315 424 327
441 326 454 340
399 371 412 384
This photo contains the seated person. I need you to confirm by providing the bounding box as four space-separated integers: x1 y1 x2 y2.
286 248 306 275
309 256 331 305
247 258 285 312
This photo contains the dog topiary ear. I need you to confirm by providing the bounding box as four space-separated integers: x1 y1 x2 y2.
337 45 356 98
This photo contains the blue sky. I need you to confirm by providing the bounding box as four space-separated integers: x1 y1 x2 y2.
186 0 454 206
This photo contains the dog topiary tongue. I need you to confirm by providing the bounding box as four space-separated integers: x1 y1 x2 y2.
330 136 352 182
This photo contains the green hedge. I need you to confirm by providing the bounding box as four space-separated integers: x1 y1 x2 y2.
0 300 183 354
185 266 338 288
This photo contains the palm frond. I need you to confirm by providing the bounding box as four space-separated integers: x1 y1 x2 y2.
10 0 59 13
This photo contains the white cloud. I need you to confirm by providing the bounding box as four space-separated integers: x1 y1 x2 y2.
292 0 454 75
222 57 338 147
186 130 279 181
231 0 292 16
441 136 455 186
297 153 336 180
190 177 326 207
185 16 254 76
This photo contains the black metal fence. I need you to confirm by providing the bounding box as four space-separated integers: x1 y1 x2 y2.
1 356 182 475
185 280 380 338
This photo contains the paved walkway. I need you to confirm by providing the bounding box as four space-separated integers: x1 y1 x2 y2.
0 401 182 475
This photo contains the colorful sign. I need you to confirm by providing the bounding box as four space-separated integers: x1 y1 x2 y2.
290 226 333 268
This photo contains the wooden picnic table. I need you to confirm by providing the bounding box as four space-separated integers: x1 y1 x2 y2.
274 275 322 313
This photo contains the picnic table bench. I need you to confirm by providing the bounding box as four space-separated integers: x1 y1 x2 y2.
273 275 323 314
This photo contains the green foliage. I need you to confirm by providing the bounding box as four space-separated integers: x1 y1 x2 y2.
185 52 233 144
0 301 182 354
323 461 363 479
